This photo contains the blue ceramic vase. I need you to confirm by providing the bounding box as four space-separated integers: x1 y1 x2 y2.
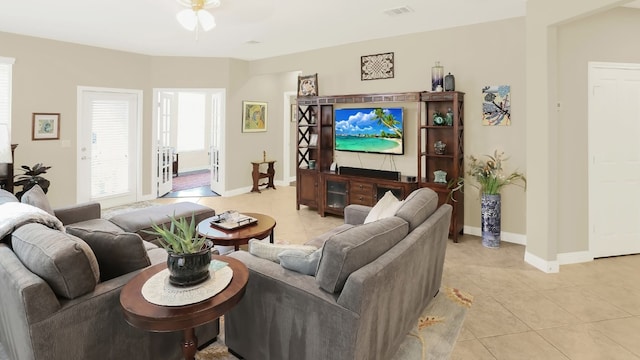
481 194 501 248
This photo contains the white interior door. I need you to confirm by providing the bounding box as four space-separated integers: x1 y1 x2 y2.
157 92 174 196
77 87 141 207
589 62 640 258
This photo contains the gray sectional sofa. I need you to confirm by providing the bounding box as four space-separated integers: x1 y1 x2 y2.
225 187 452 360
0 187 217 360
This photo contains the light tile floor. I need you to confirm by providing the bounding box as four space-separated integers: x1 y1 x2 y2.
153 186 640 359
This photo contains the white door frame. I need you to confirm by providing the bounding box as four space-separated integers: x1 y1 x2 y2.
76 86 143 207
210 89 226 196
152 88 226 197
588 61 640 258
283 91 297 184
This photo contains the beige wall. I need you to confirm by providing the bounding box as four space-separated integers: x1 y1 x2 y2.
525 0 629 267
1 17 529 236
1 32 151 207
3 0 635 266
556 6 640 254
251 17 528 235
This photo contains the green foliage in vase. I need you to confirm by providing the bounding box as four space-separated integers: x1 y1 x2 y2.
144 212 208 254
449 150 526 198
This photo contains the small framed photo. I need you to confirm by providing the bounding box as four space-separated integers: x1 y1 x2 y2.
309 133 318 147
32 113 60 140
297 73 318 97
242 101 267 133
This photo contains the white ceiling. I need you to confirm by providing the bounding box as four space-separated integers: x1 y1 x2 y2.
0 0 638 61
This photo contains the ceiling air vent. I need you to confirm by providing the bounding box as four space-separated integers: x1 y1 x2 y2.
383 6 414 17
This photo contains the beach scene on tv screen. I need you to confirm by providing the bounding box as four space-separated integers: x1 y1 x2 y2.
335 107 404 154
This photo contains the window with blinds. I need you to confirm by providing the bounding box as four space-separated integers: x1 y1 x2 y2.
89 97 132 198
0 57 15 162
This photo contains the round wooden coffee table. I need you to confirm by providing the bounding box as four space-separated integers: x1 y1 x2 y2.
196 212 276 251
120 255 248 360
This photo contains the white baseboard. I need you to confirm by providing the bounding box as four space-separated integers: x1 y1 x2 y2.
557 251 593 265
139 194 156 202
223 186 253 197
463 226 527 245
524 251 560 273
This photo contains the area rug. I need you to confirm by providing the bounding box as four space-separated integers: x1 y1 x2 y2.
172 170 210 191
195 286 473 360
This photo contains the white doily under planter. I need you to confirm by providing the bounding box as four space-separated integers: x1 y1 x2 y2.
141 260 233 307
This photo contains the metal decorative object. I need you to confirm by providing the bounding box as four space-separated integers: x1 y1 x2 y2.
361 52 394 80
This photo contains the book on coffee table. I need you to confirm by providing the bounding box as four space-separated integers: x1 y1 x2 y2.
209 211 258 230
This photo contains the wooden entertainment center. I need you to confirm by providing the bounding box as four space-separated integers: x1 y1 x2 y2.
296 91 464 241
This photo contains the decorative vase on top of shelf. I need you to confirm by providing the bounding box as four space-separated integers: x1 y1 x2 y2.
431 61 444 91
451 150 526 248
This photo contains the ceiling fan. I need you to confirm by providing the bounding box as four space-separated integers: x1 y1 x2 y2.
176 0 221 35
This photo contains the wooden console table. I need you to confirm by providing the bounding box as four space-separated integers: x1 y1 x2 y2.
251 160 276 193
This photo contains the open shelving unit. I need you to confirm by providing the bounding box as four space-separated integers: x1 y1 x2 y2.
295 91 464 241
418 91 465 242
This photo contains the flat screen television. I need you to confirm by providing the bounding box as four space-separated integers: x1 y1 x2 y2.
334 107 404 155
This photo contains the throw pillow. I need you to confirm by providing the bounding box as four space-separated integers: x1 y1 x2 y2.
66 227 151 282
316 216 409 293
248 239 317 263
363 190 403 224
20 184 55 216
12 223 99 299
0 188 18 205
278 248 322 276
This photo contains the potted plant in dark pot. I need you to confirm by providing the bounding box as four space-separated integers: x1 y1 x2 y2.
145 213 213 286
14 163 51 200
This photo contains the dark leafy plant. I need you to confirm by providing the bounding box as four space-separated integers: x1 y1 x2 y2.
14 163 51 199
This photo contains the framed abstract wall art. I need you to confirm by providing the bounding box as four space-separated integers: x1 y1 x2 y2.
242 101 267 133
32 113 60 140
482 85 511 126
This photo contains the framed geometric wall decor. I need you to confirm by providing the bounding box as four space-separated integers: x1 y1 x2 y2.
361 52 394 81
297 73 318 97
242 101 267 133
32 113 60 140
482 85 511 126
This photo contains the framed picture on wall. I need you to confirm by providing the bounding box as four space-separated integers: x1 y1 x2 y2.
242 101 267 133
297 73 318 97
32 113 60 140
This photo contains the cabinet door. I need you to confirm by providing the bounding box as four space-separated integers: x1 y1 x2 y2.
298 170 318 208
325 178 348 215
